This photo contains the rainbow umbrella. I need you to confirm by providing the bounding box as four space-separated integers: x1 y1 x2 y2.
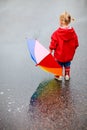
27 39 62 75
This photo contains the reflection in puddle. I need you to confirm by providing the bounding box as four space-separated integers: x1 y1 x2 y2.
28 79 79 130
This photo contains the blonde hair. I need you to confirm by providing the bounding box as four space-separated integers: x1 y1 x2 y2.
59 11 74 25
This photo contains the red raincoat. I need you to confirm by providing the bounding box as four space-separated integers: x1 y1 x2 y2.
49 27 79 62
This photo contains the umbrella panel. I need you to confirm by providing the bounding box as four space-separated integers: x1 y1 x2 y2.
39 65 62 75
36 53 61 68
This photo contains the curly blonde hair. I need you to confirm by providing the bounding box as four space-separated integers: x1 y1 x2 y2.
59 12 74 25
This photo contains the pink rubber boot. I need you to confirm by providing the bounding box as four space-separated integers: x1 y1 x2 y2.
65 67 70 80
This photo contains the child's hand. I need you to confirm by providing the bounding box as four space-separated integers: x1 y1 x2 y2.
49 49 52 53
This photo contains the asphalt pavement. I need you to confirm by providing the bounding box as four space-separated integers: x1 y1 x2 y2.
0 0 87 130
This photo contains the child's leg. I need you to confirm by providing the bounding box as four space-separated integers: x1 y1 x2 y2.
64 62 71 80
65 66 70 76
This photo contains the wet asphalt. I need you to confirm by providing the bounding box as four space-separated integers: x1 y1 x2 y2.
0 0 87 130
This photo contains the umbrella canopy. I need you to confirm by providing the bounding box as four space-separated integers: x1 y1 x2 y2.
27 39 62 76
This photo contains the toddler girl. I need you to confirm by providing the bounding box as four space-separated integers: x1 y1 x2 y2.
49 12 79 80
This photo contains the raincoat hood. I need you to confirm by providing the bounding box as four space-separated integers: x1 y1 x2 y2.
57 27 76 41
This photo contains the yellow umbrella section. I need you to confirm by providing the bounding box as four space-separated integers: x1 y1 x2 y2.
39 65 62 76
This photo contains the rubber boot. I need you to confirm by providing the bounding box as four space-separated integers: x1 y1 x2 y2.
65 67 70 80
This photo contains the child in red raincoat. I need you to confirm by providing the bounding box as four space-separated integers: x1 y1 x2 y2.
49 12 79 80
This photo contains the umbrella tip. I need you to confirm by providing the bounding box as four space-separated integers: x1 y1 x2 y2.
35 38 37 40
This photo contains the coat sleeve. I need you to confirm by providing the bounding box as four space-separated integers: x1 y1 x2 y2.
49 31 58 50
